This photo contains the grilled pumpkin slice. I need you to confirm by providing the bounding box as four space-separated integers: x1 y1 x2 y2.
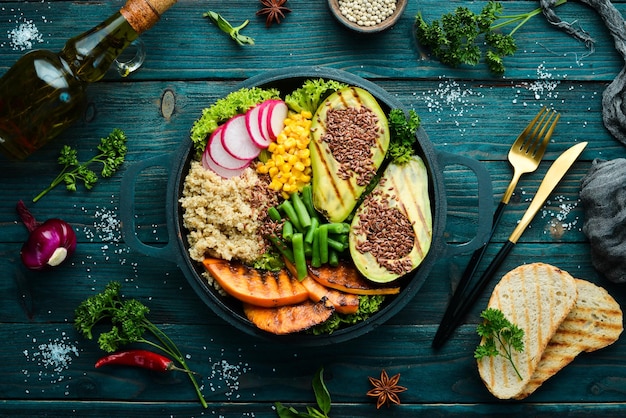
307 262 400 295
202 258 309 307
310 87 390 222
300 277 360 315
243 299 335 335
283 259 360 314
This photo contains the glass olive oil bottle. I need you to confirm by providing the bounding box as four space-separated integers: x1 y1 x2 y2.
0 0 177 160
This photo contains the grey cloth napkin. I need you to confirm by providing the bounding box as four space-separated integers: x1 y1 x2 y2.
540 0 626 145
580 158 626 283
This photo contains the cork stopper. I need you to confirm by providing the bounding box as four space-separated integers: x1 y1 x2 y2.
121 0 177 34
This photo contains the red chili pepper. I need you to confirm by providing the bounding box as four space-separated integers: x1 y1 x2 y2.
95 349 197 374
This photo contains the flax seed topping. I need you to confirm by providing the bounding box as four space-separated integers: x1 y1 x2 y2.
321 106 381 186
352 185 415 275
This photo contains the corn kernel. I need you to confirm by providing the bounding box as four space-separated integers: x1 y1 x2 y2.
256 110 314 196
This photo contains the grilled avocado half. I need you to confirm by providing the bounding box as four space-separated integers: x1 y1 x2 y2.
309 87 390 222
349 155 433 283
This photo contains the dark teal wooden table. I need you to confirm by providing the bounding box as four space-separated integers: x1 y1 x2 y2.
2 0 626 416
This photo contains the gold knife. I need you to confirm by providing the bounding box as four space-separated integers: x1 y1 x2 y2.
432 141 588 347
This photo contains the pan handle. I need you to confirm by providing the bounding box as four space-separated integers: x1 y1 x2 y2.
119 153 181 263
436 151 493 258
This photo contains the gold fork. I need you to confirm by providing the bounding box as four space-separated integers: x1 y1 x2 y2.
432 106 560 348
501 107 561 208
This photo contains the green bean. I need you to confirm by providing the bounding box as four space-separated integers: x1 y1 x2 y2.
268 206 282 222
330 232 349 245
311 229 321 268
291 192 311 229
325 222 350 235
282 220 293 241
304 241 312 258
304 217 319 245
278 200 302 231
301 185 319 220
318 224 329 265
267 235 294 264
327 237 346 252
291 232 307 280
329 249 339 267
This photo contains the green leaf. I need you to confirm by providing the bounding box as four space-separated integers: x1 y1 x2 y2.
312 368 331 416
475 308 525 380
275 402 307 418
203 11 255 46
273 368 332 417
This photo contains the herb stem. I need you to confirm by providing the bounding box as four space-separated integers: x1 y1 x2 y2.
141 323 208 408
492 0 568 36
496 331 523 380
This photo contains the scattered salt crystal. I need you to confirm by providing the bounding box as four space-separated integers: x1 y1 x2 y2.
540 195 581 238
8 19 43 51
414 79 485 136
206 355 251 399
22 331 80 386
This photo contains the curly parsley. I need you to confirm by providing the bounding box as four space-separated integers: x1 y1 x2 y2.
32 128 127 203
387 109 420 165
74 281 208 408
474 308 525 380
415 0 567 75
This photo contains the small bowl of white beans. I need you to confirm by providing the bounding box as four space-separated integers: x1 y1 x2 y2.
328 0 407 33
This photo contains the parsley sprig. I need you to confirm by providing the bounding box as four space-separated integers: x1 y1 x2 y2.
74 281 208 408
474 308 525 380
415 0 567 75
387 109 420 165
32 128 127 202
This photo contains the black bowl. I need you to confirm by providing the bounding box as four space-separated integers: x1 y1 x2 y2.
121 66 492 346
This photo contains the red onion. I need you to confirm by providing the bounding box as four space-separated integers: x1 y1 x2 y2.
16 200 77 270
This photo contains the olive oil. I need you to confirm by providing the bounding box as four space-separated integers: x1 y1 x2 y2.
0 0 177 160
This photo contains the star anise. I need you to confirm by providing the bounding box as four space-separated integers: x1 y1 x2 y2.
366 369 408 409
256 0 291 27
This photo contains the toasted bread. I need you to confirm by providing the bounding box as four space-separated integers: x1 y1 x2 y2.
515 278 623 399
476 263 578 399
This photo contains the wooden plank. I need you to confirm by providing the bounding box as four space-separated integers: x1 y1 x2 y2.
1 322 625 404
1 401 625 417
0 1 623 81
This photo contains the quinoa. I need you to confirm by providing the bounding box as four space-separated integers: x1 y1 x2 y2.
179 161 276 265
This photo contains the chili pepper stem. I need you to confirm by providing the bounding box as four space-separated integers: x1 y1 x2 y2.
166 363 201 375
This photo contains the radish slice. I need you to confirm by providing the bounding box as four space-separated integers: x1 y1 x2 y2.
245 104 271 148
267 100 289 140
222 114 262 160
203 146 246 178
207 125 250 170
258 101 274 142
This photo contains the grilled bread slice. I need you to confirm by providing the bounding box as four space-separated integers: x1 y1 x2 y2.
515 278 623 399
477 263 578 399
